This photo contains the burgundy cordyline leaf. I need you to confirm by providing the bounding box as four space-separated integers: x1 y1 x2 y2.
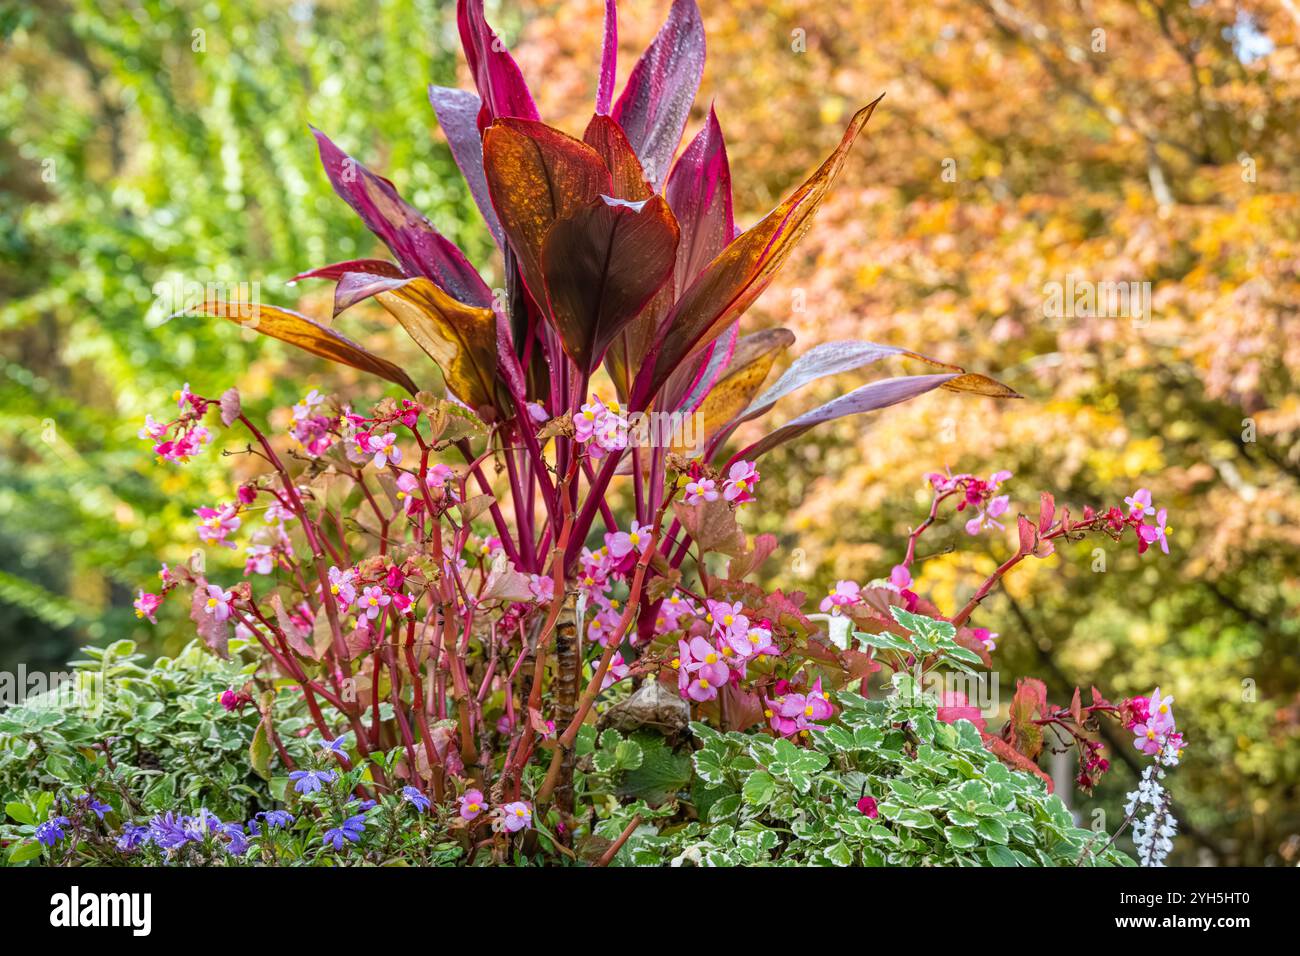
428 85 505 249
664 106 734 299
457 0 540 129
481 119 613 321
289 259 403 285
736 373 959 461
539 195 680 373
596 0 618 115
310 127 493 309
611 0 705 191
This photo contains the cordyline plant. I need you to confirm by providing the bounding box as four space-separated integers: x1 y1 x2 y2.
118 0 1182 864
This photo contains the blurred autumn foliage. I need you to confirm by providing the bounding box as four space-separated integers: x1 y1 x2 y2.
2 0 1298 863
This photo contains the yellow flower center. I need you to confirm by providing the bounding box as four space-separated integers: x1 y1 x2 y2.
763 709 773 718
722 647 733 657
723 614 734 626
705 653 718 664
804 705 814 717
670 658 680 669
1146 729 1156 740
206 598 217 609
736 480 747 491
1158 704 1168 714
135 609 145 618
468 803 480 812
697 678 710 689
368 597 378 607
628 532 640 546
582 409 595 421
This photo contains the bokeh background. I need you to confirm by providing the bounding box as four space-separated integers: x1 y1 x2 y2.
2 0 1297 864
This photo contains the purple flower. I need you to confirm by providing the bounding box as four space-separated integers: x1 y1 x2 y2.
289 769 337 794
248 809 295 836
322 733 350 758
115 823 151 852
322 813 368 850
148 812 205 851
402 787 430 813
35 816 71 847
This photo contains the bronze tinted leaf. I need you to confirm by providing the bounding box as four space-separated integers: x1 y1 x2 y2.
356 276 503 419
482 119 611 314
188 299 417 395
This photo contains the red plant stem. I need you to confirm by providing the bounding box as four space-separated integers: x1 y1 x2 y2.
596 813 642 866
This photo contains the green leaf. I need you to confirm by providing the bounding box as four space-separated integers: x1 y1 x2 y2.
824 840 853 866
7 840 43 864
945 826 979 850
742 770 776 807
5 802 35 826
977 817 1010 844
249 718 272 780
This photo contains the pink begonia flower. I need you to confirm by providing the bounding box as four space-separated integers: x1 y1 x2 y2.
744 623 775 656
601 652 630 690
459 789 487 821
395 472 420 512
196 504 241 548
526 401 549 423
528 574 555 604
722 460 760 505
890 565 912 589
138 415 167 441
327 566 357 606
706 600 746 639
358 585 390 620
856 795 879 818
203 585 233 623
574 395 607 443
1124 488 1155 518
683 477 719 505
369 432 401 469
134 591 162 623
818 580 861 614
1137 508 1170 555
500 801 532 833
174 382 195 410
969 627 998 653
609 520 653 559
244 544 274 576
965 494 1010 535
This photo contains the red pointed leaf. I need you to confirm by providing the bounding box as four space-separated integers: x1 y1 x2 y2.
642 97 883 401
311 127 492 308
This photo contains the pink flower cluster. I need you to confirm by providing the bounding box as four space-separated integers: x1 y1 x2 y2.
1125 687 1184 761
682 460 761 506
574 394 628 459
671 600 775 701
289 389 336 457
139 384 212 464
460 788 531 834
925 468 1013 535
763 677 834 737
1083 487 1171 556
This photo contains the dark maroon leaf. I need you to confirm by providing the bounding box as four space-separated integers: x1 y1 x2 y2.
540 195 679 373
665 106 734 298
